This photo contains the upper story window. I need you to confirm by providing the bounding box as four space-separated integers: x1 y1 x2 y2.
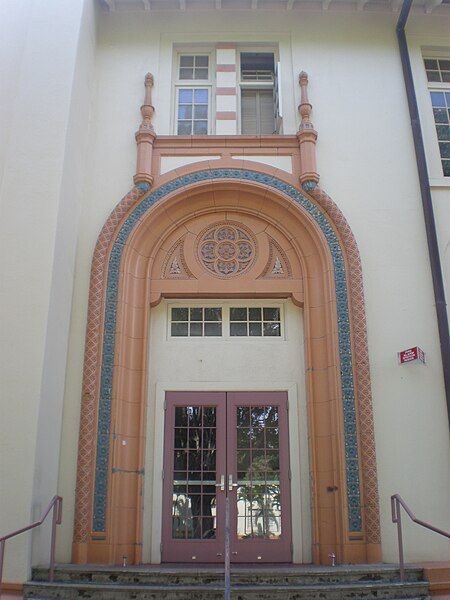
179 55 209 80
241 53 274 83
177 89 209 135
172 46 282 136
239 52 280 135
175 53 212 135
424 57 450 177
425 58 450 83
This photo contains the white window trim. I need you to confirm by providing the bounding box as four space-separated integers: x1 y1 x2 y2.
166 300 286 341
172 48 215 135
178 53 210 82
423 54 450 178
174 86 212 136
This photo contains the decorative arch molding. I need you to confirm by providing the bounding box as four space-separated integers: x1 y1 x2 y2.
73 166 381 566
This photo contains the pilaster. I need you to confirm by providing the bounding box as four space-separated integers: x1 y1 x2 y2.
297 71 320 189
134 73 156 186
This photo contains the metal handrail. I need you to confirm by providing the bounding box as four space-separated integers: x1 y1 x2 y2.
391 493 450 582
0 495 62 596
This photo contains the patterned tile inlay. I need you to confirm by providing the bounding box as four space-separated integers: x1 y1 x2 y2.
310 186 380 544
92 169 362 532
74 182 150 544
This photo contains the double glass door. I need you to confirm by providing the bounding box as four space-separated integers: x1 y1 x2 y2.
161 391 292 563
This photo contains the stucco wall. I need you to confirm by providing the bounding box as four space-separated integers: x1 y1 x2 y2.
0 0 97 583
1 3 449 578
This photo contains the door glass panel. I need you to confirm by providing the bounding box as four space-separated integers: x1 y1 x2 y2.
171 406 217 539
235 404 282 539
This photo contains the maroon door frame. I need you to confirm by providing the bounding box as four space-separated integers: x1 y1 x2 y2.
161 391 292 563
227 392 292 563
161 392 226 563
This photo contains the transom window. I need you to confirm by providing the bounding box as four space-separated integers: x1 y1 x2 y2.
230 307 281 337
169 305 283 338
424 58 450 83
424 57 450 177
179 55 209 80
171 307 222 337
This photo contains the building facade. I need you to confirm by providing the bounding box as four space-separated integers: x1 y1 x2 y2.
1 0 449 587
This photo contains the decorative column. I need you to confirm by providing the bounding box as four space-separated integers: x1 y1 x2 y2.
297 71 320 191
134 73 156 186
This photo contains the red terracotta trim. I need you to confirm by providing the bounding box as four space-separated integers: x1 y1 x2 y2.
216 87 237 95
72 184 148 554
1 583 23 592
215 111 237 120
310 185 381 552
74 159 380 566
216 64 236 72
154 135 299 149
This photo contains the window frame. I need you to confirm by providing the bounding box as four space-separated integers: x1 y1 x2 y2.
423 54 450 178
173 49 215 135
178 53 210 81
167 301 285 341
236 46 280 135
175 87 211 136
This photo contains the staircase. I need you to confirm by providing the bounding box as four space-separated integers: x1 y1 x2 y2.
24 564 430 599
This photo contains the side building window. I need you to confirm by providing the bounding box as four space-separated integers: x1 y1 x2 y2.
424 58 450 177
176 54 211 135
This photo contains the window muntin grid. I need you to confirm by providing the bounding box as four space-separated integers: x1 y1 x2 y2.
230 307 281 337
169 304 284 339
179 55 209 81
171 307 222 337
430 91 450 177
424 58 450 83
176 88 209 135
236 405 281 539
172 406 217 540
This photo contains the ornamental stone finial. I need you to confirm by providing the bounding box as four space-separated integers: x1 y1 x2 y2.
134 72 156 186
297 71 319 188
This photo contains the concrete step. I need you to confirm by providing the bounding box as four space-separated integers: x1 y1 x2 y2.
24 564 430 600
30 564 426 586
22 580 431 600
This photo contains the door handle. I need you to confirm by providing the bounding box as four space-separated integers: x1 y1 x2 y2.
228 474 238 491
215 475 225 491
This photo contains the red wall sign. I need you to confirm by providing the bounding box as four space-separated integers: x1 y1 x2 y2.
398 346 426 365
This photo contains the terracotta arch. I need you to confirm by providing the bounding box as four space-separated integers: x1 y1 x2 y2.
73 165 381 566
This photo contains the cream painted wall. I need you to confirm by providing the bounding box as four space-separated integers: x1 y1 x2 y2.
0 0 30 186
0 4 447 574
31 0 98 571
0 0 97 583
160 154 293 175
143 299 310 564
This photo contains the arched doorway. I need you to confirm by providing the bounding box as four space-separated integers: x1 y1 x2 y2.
72 166 381 566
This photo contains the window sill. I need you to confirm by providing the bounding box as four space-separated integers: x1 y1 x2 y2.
156 134 298 148
429 178 450 188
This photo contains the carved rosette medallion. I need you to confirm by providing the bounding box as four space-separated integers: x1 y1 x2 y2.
197 223 256 277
